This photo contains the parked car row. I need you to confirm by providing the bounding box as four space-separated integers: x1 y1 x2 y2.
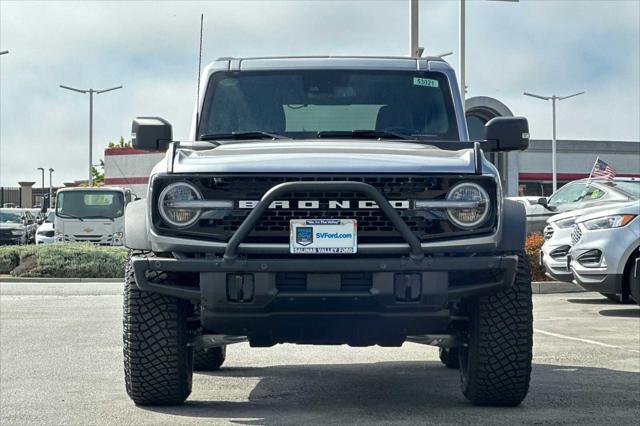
511 177 640 234
541 198 640 305
0 186 134 247
0 208 39 245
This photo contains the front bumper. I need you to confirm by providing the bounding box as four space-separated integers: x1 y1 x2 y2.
132 254 517 344
541 228 573 282
36 235 56 245
569 224 635 294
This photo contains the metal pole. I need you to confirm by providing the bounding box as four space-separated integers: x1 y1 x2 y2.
37 168 44 207
410 0 419 57
89 89 94 186
60 84 122 187
49 168 54 209
551 96 557 192
459 0 466 108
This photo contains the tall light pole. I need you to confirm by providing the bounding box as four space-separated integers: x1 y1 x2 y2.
409 0 422 57
523 91 586 193
37 167 45 208
459 0 518 109
48 168 54 209
60 84 122 186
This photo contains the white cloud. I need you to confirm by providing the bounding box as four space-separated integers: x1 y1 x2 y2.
0 0 638 186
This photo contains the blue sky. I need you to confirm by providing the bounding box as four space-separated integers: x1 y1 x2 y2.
1 0 638 186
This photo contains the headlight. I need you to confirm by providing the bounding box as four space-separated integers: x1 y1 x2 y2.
11 229 24 236
583 214 636 230
554 217 576 229
445 182 490 228
158 182 203 227
113 231 124 239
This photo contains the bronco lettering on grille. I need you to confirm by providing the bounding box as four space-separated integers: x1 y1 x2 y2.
238 200 410 209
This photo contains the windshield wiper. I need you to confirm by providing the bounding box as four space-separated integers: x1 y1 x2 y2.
199 131 289 141
82 215 115 221
316 130 417 140
56 212 83 221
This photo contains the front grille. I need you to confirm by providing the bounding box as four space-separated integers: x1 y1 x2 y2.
543 225 554 240
276 272 373 292
152 174 497 244
65 234 113 244
38 230 55 237
550 245 570 259
571 226 582 245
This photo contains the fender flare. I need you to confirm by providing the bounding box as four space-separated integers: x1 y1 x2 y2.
124 199 151 250
497 199 527 252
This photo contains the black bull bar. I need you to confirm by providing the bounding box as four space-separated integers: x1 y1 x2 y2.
222 181 425 261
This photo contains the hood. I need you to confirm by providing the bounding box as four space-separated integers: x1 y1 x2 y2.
546 203 629 225
0 222 23 230
576 201 640 224
37 222 54 233
172 140 479 174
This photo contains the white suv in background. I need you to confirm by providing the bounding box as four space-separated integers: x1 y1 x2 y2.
569 202 640 303
540 204 621 282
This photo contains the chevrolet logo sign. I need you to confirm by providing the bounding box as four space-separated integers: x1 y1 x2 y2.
83 227 94 233
238 200 410 209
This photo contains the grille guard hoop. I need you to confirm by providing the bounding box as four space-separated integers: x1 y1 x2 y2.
223 181 425 261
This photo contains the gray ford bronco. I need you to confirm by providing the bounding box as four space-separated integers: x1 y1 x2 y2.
123 56 532 407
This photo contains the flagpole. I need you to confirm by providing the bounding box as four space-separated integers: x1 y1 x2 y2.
586 156 599 187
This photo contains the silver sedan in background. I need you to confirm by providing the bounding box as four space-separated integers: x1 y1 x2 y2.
569 202 640 303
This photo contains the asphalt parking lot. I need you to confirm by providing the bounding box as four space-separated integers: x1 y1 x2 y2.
1 282 639 425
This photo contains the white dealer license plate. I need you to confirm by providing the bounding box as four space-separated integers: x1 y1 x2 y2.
290 219 357 254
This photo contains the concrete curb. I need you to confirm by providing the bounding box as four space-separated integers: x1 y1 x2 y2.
0 277 121 283
531 280 585 294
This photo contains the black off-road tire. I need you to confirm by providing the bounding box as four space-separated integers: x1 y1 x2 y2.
193 346 226 371
439 347 460 369
459 251 533 407
123 251 193 406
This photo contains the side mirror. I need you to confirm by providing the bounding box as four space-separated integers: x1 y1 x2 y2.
483 117 529 152
131 117 173 151
537 197 548 207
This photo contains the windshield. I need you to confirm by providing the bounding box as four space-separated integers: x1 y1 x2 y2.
0 211 22 224
56 191 125 219
199 70 459 140
606 180 640 198
45 212 54 223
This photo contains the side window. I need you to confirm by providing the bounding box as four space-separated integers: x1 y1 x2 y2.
583 186 606 200
548 183 587 206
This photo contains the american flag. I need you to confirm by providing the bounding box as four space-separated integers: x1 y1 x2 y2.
591 158 617 180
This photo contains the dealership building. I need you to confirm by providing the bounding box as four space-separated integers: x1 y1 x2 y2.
104 96 640 198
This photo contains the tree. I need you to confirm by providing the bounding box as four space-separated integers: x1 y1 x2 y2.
91 159 105 186
108 136 131 149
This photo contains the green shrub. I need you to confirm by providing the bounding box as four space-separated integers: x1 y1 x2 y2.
0 243 127 278
0 246 21 274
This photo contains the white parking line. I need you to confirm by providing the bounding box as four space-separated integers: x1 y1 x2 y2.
534 328 640 354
